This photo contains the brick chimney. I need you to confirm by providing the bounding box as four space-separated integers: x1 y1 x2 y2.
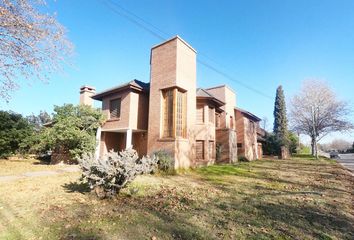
79 85 96 106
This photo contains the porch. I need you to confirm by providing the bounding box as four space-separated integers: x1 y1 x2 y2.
96 128 148 158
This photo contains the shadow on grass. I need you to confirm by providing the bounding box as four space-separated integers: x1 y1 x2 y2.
195 164 254 177
255 201 354 239
63 181 90 194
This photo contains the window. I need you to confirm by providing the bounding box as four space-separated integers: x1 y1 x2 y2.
249 120 255 134
209 107 214 123
196 105 204 124
237 143 243 148
110 98 121 119
215 113 221 128
162 88 186 138
196 141 204 159
209 141 215 159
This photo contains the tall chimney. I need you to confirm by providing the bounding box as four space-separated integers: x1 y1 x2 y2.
79 85 96 106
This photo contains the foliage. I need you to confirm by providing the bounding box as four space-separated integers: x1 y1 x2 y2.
26 111 51 131
79 149 158 199
0 111 34 157
153 150 175 173
35 104 104 160
273 85 289 147
216 143 223 162
290 80 353 158
0 0 73 101
288 132 299 154
262 132 280 155
238 156 250 162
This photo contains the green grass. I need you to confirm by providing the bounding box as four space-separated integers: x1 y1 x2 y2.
0 157 353 239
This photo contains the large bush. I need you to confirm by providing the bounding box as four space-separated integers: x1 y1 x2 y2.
79 149 158 199
0 111 34 158
36 104 104 161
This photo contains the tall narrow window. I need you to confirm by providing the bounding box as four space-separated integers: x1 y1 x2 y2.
196 140 204 159
163 89 174 137
110 98 121 119
215 113 221 128
176 91 187 137
162 88 186 138
209 107 214 123
196 105 204 124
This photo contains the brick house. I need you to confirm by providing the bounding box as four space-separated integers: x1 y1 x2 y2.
80 36 263 168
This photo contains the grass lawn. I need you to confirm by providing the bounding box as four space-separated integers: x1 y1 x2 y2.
0 159 72 176
0 157 353 240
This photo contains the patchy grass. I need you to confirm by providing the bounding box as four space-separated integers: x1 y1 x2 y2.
0 159 72 176
0 157 353 239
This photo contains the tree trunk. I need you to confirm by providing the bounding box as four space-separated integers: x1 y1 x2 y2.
311 136 319 159
311 137 316 156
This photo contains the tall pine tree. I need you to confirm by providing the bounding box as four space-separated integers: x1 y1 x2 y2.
273 85 288 146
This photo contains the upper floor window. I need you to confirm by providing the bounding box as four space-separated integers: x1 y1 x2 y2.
249 120 255 133
162 88 186 138
110 98 121 119
215 113 221 128
209 107 214 123
196 105 204 124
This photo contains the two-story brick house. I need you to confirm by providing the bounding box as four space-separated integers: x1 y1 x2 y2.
79 36 262 167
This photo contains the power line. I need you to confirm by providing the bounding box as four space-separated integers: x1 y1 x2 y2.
98 0 273 100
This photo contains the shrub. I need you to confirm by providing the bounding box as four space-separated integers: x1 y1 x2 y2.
216 143 223 161
238 156 250 162
153 150 174 172
79 149 158 199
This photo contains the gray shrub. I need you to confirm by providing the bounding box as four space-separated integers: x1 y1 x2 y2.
79 149 158 199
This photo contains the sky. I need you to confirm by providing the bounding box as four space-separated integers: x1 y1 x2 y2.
1 0 354 144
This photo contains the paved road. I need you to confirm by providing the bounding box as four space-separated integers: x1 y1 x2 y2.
337 154 354 173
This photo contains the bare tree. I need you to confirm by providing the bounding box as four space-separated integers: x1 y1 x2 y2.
261 116 269 131
0 0 73 101
289 80 353 158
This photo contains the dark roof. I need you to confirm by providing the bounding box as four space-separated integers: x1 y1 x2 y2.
92 79 149 101
196 88 225 107
235 107 261 121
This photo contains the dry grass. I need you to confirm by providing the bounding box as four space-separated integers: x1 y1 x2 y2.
0 156 353 239
0 159 70 176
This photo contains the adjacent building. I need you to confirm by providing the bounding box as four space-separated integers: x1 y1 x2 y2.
80 36 263 168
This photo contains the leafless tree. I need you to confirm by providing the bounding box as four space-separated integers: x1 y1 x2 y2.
0 0 73 101
261 116 269 131
289 80 353 158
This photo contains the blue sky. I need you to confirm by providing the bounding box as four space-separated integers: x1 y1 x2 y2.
1 0 354 143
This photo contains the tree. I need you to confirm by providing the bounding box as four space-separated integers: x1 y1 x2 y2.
0 111 34 157
290 80 353 158
0 0 73 101
288 131 299 154
37 104 104 161
26 110 51 131
261 116 269 131
273 85 289 147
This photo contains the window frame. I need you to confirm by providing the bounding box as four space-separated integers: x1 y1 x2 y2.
162 88 187 139
196 140 204 160
109 98 121 120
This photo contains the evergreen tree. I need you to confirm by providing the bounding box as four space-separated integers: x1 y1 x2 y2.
273 85 289 146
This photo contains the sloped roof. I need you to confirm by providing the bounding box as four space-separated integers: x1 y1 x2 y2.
196 88 225 107
92 79 149 101
235 107 261 121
